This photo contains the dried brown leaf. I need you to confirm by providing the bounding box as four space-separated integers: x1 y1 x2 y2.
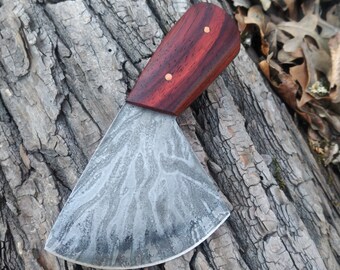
244 5 268 36
259 59 300 109
329 32 340 103
284 0 298 20
277 14 328 51
259 0 271 11
308 127 321 141
235 7 247 32
301 109 330 138
301 42 318 86
314 103 340 133
296 42 334 104
290 61 308 90
259 58 330 138
318 18 339 39
277 50 293 63
271 0 289 12
297 91 313 108
301 0 319 16
233 0 251 8
239 0 339 159
331 155 340 164
283 36 304 52
275 71 300 108
245 0 337 143
242 6 273 55
259 60 271 79
326 4 340 28
264 22 278 55
277 48 303 63
274 70 319 130
308 127 338 164
324 143 339 166
308 45 331 78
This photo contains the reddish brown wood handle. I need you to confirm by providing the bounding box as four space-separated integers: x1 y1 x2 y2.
126 3 240 116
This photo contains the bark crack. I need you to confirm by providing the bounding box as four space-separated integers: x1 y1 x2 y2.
86 0 153 70
145 0 169 35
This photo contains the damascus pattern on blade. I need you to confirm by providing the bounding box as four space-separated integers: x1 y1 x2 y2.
45 103 230 269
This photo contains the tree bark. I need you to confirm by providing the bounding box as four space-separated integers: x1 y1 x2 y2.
0 0 339 269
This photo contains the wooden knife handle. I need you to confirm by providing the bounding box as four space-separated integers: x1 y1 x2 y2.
126 3 240 116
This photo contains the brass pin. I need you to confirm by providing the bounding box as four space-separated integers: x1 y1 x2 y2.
165 73 173 81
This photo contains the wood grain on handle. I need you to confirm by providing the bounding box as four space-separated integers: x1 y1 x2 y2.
126 3 240 116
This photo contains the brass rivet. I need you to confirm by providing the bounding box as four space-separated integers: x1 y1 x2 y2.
165 73 173 81
204 26 210 33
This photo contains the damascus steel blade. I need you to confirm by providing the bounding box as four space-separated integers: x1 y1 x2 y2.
45 103 230 269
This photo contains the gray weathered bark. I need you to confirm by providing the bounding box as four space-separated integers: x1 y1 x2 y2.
0 0 339 269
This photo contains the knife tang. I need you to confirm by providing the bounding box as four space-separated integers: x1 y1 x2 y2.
126 3 240 116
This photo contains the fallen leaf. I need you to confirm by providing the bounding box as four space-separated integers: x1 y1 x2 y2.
326 4 340 28
313 103 340 133
290 61 309 90
301 0 319 16
275 70 300 109
259 58 300 109
301 41 318 87
318 18 339 39
308 45 331 78
284 0 298 20
297 42 334 105
330 151 340 164
308 127 321 141
259 0 271 11
289 54 331 107
324 143 339 166
271 0 287 11
277 50 293 63
244 5 268 35
277 48 303 63
284 36 304 52
277 14 328 51
302 109 330 139
290 61 313 108
243 6 272 55
259 58 330 138
259 59 270 78
261 40 270 56
329 33 340 103
264 22 278 55
235 7 248 32
233 0 251 8
308 128 327 156
239 0 338 142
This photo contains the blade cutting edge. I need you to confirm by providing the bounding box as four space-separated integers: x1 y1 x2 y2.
45 103 230 269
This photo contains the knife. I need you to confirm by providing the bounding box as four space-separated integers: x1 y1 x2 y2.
45 3 240 269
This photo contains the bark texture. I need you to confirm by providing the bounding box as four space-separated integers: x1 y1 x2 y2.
0 0 339 269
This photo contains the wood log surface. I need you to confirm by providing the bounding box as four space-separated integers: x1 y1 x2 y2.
0 0 339 269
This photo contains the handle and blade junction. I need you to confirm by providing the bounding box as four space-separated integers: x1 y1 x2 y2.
45 3 240 269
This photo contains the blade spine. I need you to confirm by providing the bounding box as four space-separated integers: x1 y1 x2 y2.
44 212 229 270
